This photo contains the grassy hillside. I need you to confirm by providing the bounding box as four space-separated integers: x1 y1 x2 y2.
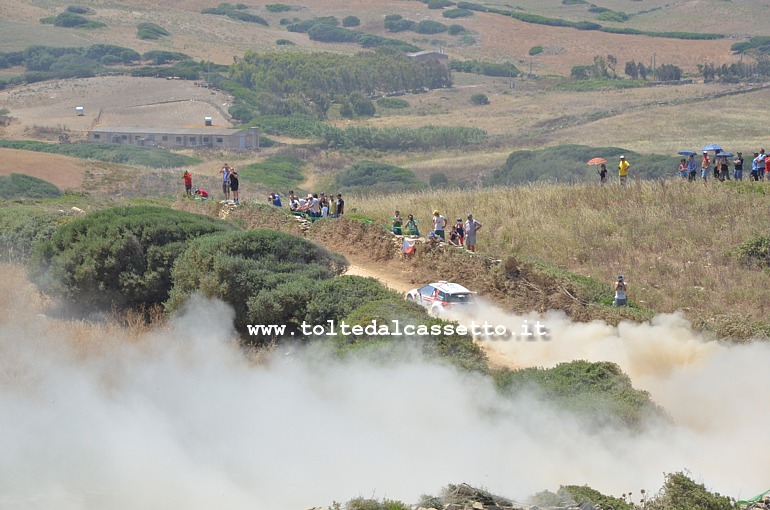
349 180 770 338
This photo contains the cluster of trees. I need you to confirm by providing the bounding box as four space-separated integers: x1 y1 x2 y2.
286 16 420 52
699 57 770 82
384 14 449 35
333 160 425 193
318 124 487 151
201 3 268 25
570 55 682 82
450 59 520 77
228 51 451 120
40 6 105 29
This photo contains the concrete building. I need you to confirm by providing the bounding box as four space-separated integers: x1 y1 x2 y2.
88 126 259 150
407 50 449 68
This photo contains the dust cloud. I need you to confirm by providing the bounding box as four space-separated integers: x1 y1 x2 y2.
1 292 768 509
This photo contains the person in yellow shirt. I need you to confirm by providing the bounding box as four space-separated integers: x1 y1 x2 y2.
618 155 630 186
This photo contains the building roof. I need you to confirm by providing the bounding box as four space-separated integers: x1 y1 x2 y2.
408 51 448 59
91 126 246 136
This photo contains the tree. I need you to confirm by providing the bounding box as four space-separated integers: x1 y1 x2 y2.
638 61 648 80
342 15 360 27
606 54 617 77
624 60 638 80
470 93 490 105
31 207 234 309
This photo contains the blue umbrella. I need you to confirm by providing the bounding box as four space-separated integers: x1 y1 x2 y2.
701 143 723 152
678 150 697 156
716 152 734 158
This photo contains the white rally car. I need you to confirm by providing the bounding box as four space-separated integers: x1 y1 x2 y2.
405 281 477 317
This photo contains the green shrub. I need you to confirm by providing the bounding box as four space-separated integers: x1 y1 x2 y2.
427 0 453 8
265 3 292 12
137 22 169 40
443 8 473 18
32 206 234 309
0 205 69 263
450 59 521 77
416 20 448 34
376 97 410 109
305 276 399 324
447 24 466 34
237 154 306 189
429 172 449 187
494 360 667 429
595 10 629 22
342 15 360 27
276 38 295 45
345 497 410 510
167 229 347 340
736 235 770 267
529 45 543 56
531 485 632 510
320 125 486 151
384 16 416 32
202 3 268 25
333 160 424 193
44 12 106 28
247 114 322 137
470 93 489 105
286 16 339 32
66 6 93 14
349 92 375 117
0 174 62 200
142 50 190 65
561 0 587 4
647 472 734 510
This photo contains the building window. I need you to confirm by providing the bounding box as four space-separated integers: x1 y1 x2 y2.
176 137 182 143
203 137 209 143
189 137 196 145
162 136 168 141
135 136 141 140
94 134 100 139
216 137 223 143
122 135 128 140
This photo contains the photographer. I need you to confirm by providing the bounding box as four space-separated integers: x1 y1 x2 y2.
613 275 628 306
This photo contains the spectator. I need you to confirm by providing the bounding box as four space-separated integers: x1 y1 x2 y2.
761 148 767 180
618 155 629 186
449 228 463 247
229 171 240 205
686 154 698 182
319 193 329 217
464 213 482 252
598 163 608 184
427 232 441 247
335 193 345 216
194 188 208 200
734 152 744 181
751 152 760 181
453 218 465 246
182 170 193 196
613 275 627 306
219 163 231 201
678 159 687 180
272 192 281 207
392 211 403 235
701 151 710 183
405 214 419 236
432 210 447 241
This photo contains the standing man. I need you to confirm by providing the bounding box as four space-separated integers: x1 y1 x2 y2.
464 213 482 252
182 170 193 196
432 210 447 241
219 163 231 201
701 151 710 183
686 154 698 182
613 275 627 306
229 170 240 205
335 193 345 216
751 152 760 181
618 155 629 186
733 152 744 181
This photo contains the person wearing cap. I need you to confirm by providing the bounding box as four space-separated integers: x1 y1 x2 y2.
464 213 482 252
701 151 710 183
733 152 744 181
613 275 627 306
453 218 465 246
618 155 629 186
427 231 441 247
432 210 447 241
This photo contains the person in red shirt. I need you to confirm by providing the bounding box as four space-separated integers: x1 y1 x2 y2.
182 170 193 196
194 188 208 200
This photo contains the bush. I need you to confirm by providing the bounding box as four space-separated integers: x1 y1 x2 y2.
0 205 68 263
66 6 94 14
447 24 466 35
416 20 448 34
647 472 734 510
429 172 449 187
494 360 667 430
265 3 292 12
450 59 521 77
384 16 416 32
427 0 453 8
376 97 410 109
443 8 473 18
349 92 376 117
342 15 360 27
167 229 347 340
305 276 399 324
333 160 425 193
470 93 489 105
137 22 169 40
237 154 306 189
0 173 62 199
320 125 486 151
736 235 770 267
276 38 295 45
32 206 234 309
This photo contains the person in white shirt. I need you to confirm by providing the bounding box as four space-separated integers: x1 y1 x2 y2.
464 213 482 252
432 210 447 241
